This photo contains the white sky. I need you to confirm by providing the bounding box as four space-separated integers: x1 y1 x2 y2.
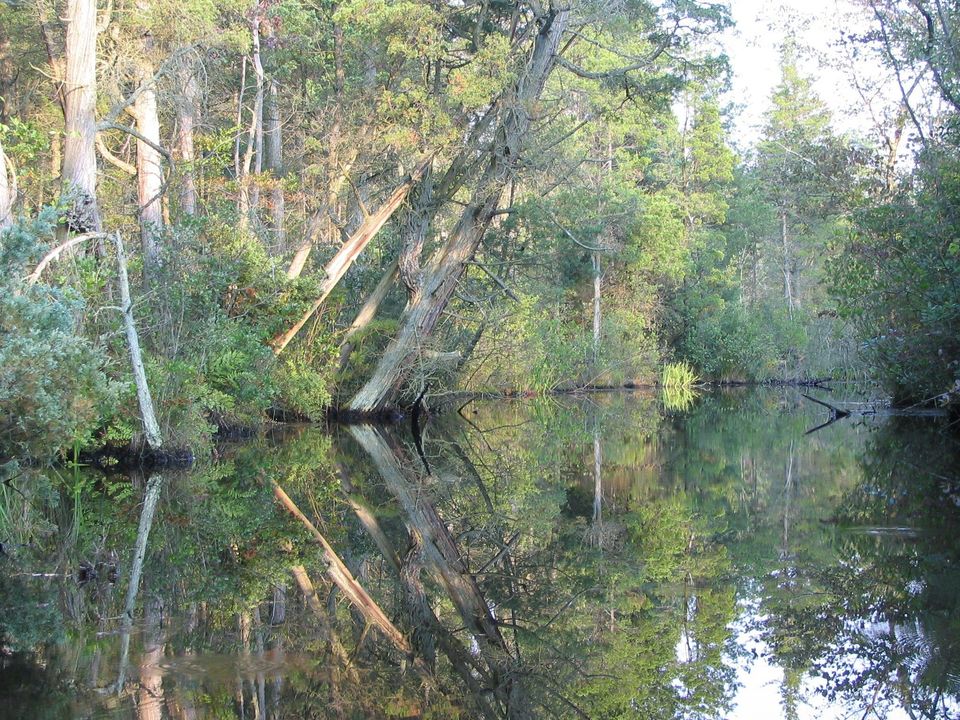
720 0 889 149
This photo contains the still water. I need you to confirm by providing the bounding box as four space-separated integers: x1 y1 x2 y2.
2 389 959 719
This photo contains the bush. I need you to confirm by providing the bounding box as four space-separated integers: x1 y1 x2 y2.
0 211 116 461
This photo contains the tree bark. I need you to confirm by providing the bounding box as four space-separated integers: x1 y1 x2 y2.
348 8 570 413
264 77 284 247
399 164 433 293
270 156 432 354
177 62 199 216
592 253 602 364
338 258 399 370
781 210 794 319
115 232 163 452
60 0 101 234
238 18 264 230
131 61 165 273
0 138 13 229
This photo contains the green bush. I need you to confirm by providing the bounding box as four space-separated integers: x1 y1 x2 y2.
0 211 116 461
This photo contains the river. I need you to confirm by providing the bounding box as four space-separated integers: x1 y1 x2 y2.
2 388 958 719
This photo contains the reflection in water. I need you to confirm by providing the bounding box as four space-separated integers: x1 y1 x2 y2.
1 390 959 718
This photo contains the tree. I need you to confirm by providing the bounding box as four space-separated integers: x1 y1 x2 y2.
60 0 101 234
756 44 836 318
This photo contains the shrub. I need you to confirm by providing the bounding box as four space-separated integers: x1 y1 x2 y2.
0 211 116 461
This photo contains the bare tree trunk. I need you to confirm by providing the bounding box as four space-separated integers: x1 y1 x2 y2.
0 138 13 229
338 258 399 370
115 232 163 451
781 210 794 319
60 0 101 234
399 164 433 293
0 23 16 124
177 62 199 216
271 157 432 354
348 9 569 412
592 253 602 364
238 17 264 230
265 78 284 247
131 62 165 273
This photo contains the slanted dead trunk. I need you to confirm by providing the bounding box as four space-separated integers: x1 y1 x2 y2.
338 258 399 370
348 8 569 413
271 156 432 354
115 232 163 451
60 0 101 234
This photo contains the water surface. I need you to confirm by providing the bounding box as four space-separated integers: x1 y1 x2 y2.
2 389 958 718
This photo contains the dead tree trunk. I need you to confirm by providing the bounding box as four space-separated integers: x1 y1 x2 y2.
60 0 101 234
338 258 399 370
264 77 284 247
115 232 163 451
0 137 13 228
176 61 199 216
238 17 264 231
270 156 432 354
131 61 165 273
348 8 569 413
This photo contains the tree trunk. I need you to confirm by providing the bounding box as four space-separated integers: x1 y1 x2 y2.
0 138 13 229
592 253 602 364
399 163 433 293
238 18 264 231
60 0 101 234
338 257 399 370
0 23 16 125
115 232 163 452
264 77 284 248
781 210 794 319
132 62 165 273
177 63 199 216
348 8 570 413
270 156 432 354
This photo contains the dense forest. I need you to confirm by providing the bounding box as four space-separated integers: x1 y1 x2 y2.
0 0 958 461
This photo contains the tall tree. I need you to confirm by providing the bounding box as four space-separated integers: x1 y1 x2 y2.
756 45 837 318
60 0 101 234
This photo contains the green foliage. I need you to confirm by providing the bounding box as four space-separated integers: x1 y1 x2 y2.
836 146 960 403
660 360 698 388
0 212 116 461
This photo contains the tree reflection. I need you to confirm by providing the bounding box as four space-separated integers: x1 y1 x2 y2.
2 393 959 718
